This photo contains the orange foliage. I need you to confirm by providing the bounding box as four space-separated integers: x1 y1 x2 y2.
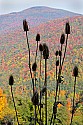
60 90 66 96
66 98 72 111
57 103 63 108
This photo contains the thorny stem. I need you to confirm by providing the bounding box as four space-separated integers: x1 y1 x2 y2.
50 34 69 124
35 105 36 125
70 76 76 125
61 34 68 68
39 52 42 122
34 72 37 125
60 44 62 67
58 44 62 101
44 58 47 125
35 41 39 62
26 31 30 69
11 86 19 125
25 31 34 93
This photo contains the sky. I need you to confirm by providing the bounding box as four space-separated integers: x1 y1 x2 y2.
0 0 83 15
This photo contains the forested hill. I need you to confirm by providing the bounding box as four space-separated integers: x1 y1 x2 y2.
0 6 81 32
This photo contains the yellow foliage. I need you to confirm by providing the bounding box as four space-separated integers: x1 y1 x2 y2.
0 88 14 120
0 88 7 119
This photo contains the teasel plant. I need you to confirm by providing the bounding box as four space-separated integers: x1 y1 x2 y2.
31 62 38 125
34 34 40 88
50 21 70 124
42 43 49 125
39 43 44 124
23 19 30 68
23 20 43 124
23 19 35 94
9 75 19 125
35 33 40 61
70 66 78 125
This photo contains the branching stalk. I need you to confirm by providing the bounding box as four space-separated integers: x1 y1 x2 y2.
11 86 19 125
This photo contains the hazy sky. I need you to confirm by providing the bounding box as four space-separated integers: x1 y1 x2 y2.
0 0 83 15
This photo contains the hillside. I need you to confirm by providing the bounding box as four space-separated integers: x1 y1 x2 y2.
0 14 83 92
0 6 83 124
0 6 81 33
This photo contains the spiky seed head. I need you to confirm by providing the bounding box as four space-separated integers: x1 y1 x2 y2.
55 51 58 56
39 44 43 52
65 22 70 34
60 34 65 44
31 91 39 105
43 43 49 59
73 66 78 77
59 50 62 56
36 33 40 41
40 86 46 98
32 62 37 71
23 19 29 31
56 60 59 66
9 75 14 86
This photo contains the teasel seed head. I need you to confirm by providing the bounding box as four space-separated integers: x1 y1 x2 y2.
56 60 59 66
43 43 49 59
59 50 62 56
23 19 29 31
31 91 39 105
39 44 43 52
32 62 37 71
73 66 78 77
65 22 70 34
55 51 58 56
36 33 40 41
9 75 14 86
40 86 46 98
60 33 65 44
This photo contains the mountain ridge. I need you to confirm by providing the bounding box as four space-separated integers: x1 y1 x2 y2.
0 6 82 33
1 6 82 16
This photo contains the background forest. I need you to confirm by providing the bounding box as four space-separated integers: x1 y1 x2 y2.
0 7 83 125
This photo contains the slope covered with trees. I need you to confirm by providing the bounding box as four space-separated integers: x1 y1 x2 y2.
0 7 83 124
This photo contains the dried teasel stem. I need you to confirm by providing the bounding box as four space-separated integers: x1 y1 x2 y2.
39 43 43 123
61 33 68 68
70 66 78 125
50 22 70 124
61 22 70 68
35 33 40 58
45 58 47 125
25 30 31 69
43 43 49 125
23 20 35 95
70 76 76 125
9 76 19 125
11 86 19 125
